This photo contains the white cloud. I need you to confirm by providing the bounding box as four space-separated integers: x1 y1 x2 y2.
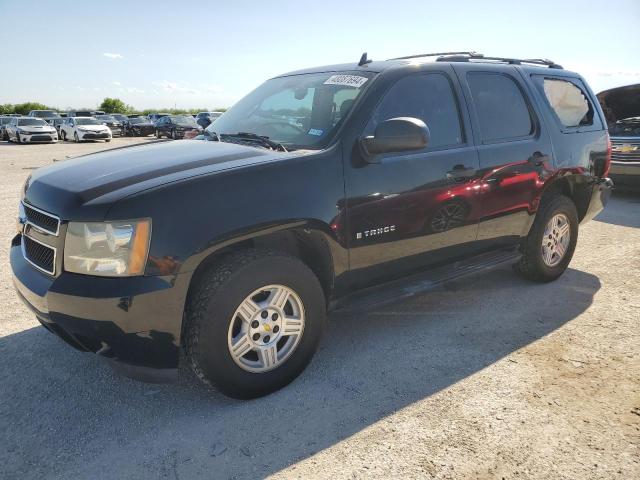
205 84 224 93
103 52 123 59
113 81 122 86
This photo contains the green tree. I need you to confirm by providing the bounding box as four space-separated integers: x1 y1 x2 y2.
12 102 52 115
99 97 129 114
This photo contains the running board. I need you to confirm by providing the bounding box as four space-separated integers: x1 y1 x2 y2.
331 248 521 313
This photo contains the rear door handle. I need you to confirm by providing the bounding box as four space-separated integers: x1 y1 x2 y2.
528 151 550 166
446 165 476 181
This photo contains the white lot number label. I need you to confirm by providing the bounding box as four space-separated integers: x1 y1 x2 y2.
324 74 368 88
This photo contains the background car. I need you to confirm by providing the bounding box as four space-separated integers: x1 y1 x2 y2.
0 116 14 140
48 118 65 137
95 114 124 136
5 117 58 143
110 113 129 124
195 111 223 129
123 116 155 136
28 110 61 122
148 113 170 124
598 83 640 187
66 110 94 118
155 115 202 139
59 117 111 142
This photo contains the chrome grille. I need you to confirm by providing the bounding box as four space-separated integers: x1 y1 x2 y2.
22 235 56 275
611 138 640 163
22 202 60 236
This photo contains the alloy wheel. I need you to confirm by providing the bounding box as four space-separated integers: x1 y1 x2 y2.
541 213 571 267
227 284 305 373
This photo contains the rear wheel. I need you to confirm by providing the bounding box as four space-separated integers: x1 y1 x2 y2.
185 249 326 399
515 195 578 282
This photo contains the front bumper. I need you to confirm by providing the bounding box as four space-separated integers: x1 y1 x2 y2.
580 178 613 224
78 131 111 140
19 132 58 143
610 161 640 186
10 236 190 380
130 127 154 136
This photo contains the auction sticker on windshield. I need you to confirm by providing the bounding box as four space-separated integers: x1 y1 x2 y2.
324 74 368 88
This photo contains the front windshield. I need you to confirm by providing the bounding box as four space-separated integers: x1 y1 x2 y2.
18 118 47 126
207 71 375 149
76 118 101 125
172 115 197 126
0 117 12 125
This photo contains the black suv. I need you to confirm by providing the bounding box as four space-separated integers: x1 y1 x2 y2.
11 52 612 398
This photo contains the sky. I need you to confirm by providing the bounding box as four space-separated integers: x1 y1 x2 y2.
1 0 639 110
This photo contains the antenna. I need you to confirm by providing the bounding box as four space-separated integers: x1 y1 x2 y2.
358 52 372 66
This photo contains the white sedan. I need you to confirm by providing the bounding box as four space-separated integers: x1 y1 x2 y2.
60 117 112 142
6 117 58 143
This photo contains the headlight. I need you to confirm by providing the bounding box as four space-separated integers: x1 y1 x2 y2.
17 129 30 134
64 219 151 276
77 127 87 132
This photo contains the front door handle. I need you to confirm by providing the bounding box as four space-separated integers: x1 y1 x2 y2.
446 165 476 181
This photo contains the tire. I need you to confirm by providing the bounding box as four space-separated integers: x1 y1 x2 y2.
155 129 161 139
74 132 80 143
61 130 66 141
105 138 111 142
515 195 578 282
171 129 177 140
184 249 326 399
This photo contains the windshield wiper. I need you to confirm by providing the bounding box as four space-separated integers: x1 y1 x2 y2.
221 132 289 152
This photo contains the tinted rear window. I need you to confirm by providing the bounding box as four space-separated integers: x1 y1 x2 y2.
542 78 593 128
467 73 533 142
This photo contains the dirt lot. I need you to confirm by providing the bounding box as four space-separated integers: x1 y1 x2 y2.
0 139 638 480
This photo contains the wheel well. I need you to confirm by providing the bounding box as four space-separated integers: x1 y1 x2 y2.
185 228 334 315
541 176 591 222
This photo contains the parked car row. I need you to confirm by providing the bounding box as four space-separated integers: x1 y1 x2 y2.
0 112 209 143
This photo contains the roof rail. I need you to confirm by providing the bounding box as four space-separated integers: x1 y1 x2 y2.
436 54 563 69
388 51 482 61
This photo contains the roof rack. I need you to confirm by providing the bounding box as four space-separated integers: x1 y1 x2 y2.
435 53 563 69
388 51 481 61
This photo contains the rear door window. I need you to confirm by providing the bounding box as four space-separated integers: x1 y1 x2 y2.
539 77 595 129
467 73 534 143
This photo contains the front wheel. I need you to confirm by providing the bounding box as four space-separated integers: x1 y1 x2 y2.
171 129 177 140
155 129 161 139
184 249 326 399
515 195 578 282
74 132 80 143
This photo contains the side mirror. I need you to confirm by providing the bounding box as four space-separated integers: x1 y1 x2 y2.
360 117 430 161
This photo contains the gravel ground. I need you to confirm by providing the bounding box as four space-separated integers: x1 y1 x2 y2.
0 139 638 480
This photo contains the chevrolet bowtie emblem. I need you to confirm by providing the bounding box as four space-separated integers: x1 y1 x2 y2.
614 144 638 153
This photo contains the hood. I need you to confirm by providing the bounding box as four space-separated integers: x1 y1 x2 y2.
24 140 286 220
131 122 154 127
597 83 640 123
79 125 109 131
20 125 55 133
